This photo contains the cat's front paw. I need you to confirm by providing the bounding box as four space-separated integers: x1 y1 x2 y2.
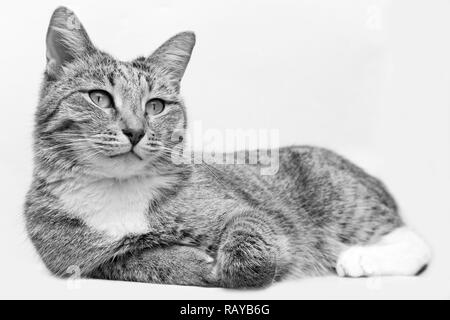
214 232 278 289
160 246 218 287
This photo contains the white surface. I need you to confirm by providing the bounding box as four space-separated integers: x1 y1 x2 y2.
0 0 449 299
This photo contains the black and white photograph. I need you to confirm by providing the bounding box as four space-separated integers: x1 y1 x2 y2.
0 0 449 302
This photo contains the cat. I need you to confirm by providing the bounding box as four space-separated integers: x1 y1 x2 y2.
24 7 431 288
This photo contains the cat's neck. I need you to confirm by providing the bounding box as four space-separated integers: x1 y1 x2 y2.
37 163 192 191
40 168 190 240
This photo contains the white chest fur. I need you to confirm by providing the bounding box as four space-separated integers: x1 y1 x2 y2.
58 175 176 240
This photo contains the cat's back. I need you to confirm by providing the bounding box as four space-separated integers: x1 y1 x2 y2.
195 145 397 217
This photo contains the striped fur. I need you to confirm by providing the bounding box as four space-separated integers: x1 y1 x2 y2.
25 7 415 288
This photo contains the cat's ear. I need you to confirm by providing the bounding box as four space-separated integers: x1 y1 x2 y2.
148 32 196 81
46 7 95 78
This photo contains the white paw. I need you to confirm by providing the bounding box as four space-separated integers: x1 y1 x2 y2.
336 246 377 278
336 227 432 277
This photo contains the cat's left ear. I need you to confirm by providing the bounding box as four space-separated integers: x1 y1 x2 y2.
46 7 95 78
148 32 196 81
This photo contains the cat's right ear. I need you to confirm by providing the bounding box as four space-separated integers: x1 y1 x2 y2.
46 7 95 78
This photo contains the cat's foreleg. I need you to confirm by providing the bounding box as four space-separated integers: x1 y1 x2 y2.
214 210 291 288
91 245 217 287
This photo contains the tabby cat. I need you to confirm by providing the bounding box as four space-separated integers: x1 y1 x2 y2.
25 7 431 288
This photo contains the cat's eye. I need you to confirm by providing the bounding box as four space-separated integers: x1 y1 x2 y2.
89 90 113 108
145 99 165 116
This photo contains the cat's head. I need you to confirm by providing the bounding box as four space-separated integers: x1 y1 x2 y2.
35 7 194 179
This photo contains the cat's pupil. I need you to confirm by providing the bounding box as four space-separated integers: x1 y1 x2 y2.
93 94 102 103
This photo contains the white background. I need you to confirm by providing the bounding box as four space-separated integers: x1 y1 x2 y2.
0 0 449 299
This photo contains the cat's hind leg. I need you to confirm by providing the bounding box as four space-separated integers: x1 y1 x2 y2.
336 227 431 277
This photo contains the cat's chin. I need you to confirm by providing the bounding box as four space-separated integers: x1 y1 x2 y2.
90 152 152 179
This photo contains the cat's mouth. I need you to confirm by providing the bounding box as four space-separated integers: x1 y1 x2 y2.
110 150 143 161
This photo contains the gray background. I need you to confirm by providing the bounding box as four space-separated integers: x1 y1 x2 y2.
0 0 449 299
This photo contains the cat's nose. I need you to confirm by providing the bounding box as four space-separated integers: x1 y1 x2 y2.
122 128 145 146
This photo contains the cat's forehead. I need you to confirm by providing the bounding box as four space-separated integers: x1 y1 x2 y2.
71 55 177 98
108 63 150 97
113 64 180 105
